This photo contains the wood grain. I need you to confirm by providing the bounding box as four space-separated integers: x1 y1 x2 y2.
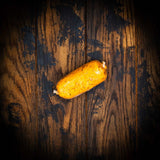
36 0 86 159
135 1 160 158
0 2 37 159
87 0 136 159
1 0 160 160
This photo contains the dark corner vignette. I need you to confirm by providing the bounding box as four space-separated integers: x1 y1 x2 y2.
0 0 160 160
134 0 160 159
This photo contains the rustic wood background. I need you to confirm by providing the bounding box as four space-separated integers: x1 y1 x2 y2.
0 0 160 160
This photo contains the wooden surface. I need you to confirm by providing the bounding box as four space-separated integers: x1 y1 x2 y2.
87 0 136 159
135 1 160 159
36 1 86 159
0 2 37 159
0 0 160 160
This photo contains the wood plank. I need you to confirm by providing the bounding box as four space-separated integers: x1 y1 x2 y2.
0 2 37 159
135 1 160 159
36 0 86 159
87 0 136 159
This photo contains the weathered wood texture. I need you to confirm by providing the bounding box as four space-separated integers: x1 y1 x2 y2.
36 0 86 159
87 0 136 159
0 2 37 159
135 1 160 159
0 0 160 160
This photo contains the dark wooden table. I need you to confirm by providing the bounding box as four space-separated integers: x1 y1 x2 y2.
0 0 160 159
